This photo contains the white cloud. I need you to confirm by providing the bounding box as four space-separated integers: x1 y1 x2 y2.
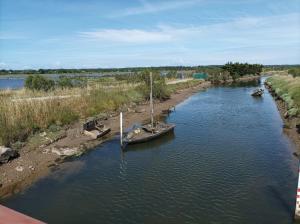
79 13 300 47
79 29 174 43
109 0 203 17
76 13 300 66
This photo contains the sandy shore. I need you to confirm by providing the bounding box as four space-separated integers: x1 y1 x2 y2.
0 75 261 198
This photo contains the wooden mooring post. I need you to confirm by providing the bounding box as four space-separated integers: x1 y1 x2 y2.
120 112 123 147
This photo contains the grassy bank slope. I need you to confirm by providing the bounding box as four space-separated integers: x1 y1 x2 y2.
266 75 300 117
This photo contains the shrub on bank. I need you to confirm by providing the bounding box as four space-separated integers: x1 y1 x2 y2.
288 68 300 78
57 75 74 88
25 75 55 91
137 70 171 100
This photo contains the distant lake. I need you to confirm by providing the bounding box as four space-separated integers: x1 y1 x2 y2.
0 78 25 89
0 74 104 90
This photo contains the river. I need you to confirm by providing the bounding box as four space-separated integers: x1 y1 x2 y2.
1 78 298 224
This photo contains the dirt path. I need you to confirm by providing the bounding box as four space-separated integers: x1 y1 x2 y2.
166 78 193 85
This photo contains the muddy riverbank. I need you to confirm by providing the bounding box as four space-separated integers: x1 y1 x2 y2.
264 82 300 152
0 76 260 198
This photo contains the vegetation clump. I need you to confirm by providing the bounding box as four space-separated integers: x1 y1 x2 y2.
57 75 74 88
137 70 171 100
25 75 55 91
288 67 300 77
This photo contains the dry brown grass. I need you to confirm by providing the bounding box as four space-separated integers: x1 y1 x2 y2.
0 82 143 146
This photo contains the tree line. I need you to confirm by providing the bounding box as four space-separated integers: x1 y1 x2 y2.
222 62 263 78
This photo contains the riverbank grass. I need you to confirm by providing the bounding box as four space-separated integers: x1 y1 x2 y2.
266 75 300 117
0 79 200 146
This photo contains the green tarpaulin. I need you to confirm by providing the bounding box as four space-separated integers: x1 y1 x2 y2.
193 73 208 79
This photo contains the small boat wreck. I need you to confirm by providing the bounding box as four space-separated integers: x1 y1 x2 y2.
123 122 175 145
83 117 111 140
251 88 264 97
121 72 175 148
162 106 175 115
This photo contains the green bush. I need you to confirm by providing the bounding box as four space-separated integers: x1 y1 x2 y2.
57 75 74 88
288 68 300 77
25 75 55 91
138 70 170 100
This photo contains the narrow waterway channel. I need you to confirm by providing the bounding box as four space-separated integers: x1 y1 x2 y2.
1 78 298 224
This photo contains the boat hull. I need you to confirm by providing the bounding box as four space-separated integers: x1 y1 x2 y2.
123 124 175 146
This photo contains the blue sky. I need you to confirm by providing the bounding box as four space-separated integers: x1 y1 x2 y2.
0 0 299 69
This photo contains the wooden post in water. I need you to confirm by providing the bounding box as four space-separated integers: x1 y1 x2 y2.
120 112 123 147
150 72 154 130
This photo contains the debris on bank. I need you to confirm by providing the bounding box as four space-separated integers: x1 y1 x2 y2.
51 147 82 157
0 146 19 165
83 117 111 140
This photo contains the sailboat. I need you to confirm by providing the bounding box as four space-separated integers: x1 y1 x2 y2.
121 72 175 147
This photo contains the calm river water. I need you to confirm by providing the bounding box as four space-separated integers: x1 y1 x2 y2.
1 78 298 224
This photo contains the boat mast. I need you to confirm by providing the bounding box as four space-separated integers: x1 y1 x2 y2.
150 72 154 129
